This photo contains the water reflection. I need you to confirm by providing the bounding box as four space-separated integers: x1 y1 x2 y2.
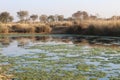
0 35 120 57
0 35 120 47
0 37 11 46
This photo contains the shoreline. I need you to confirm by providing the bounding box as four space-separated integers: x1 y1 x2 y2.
0 33 120 38
1 20 120 37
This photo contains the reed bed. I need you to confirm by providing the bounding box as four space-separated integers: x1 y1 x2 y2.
0 20 120 36
67 20 120 36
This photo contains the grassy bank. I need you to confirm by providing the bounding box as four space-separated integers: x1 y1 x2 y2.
0 20 120 36
67 20 120 36
0 23 52 34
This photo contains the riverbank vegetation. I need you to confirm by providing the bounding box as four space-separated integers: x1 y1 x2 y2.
0 10 120 36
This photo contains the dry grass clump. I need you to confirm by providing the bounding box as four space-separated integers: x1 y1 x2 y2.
85 20 120 36
1 20 120 36
0 74 13 80
0 22 55 34
0 24 9 33
49 21 73 28
0 66 14 80
67 20 120 36
11 23 35 33
32 23 52 33
66 24 83 34
62 21 73 26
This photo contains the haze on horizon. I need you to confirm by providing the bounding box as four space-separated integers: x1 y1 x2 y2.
0 0 120 18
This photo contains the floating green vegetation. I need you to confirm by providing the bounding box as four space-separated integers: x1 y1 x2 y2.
76 64 90 71
90 58 104 62
76 64 96 72
87 71 106 78
13 69 87 80
108 57 120 64
88 48 102 56
89 78 98 80
105 51 116 54
109 76 120 80
0 64 11 73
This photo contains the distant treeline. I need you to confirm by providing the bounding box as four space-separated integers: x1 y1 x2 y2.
0 10 118 23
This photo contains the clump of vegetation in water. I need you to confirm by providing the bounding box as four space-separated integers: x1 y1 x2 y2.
13 69 87 80
76 64 96 72
89 78 98 80
87 71 106 78
109 76 120 80
108 57 120 64
76 64 90 71
0 63 13 79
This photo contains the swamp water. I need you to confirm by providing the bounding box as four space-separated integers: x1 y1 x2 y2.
0 34 120 80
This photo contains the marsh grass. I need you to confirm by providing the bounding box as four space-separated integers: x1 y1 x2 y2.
1 20 120 36
87 71 106 78
11 23 35 33
0 59 13 80
110 76 120 80
67 20 120 36
33 23 52 33
0 24 9 33
89 78 98 80
0 23 52 34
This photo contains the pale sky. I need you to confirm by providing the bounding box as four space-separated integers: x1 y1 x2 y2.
0 0 120 18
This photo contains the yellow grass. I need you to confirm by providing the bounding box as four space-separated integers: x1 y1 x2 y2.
67 20 120 36
0 20 120 36
0 24 9 33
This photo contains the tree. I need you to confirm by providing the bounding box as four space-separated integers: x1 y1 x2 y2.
30 14 38 22
8 16 14 22
17 10 29 22
67 17 73 21
82 11 89 20
90 15 97 20
72 11 82 20
57 15 64 21
47 15 55 22
72 11 89 20
0 12 10 23
39 15 48 23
